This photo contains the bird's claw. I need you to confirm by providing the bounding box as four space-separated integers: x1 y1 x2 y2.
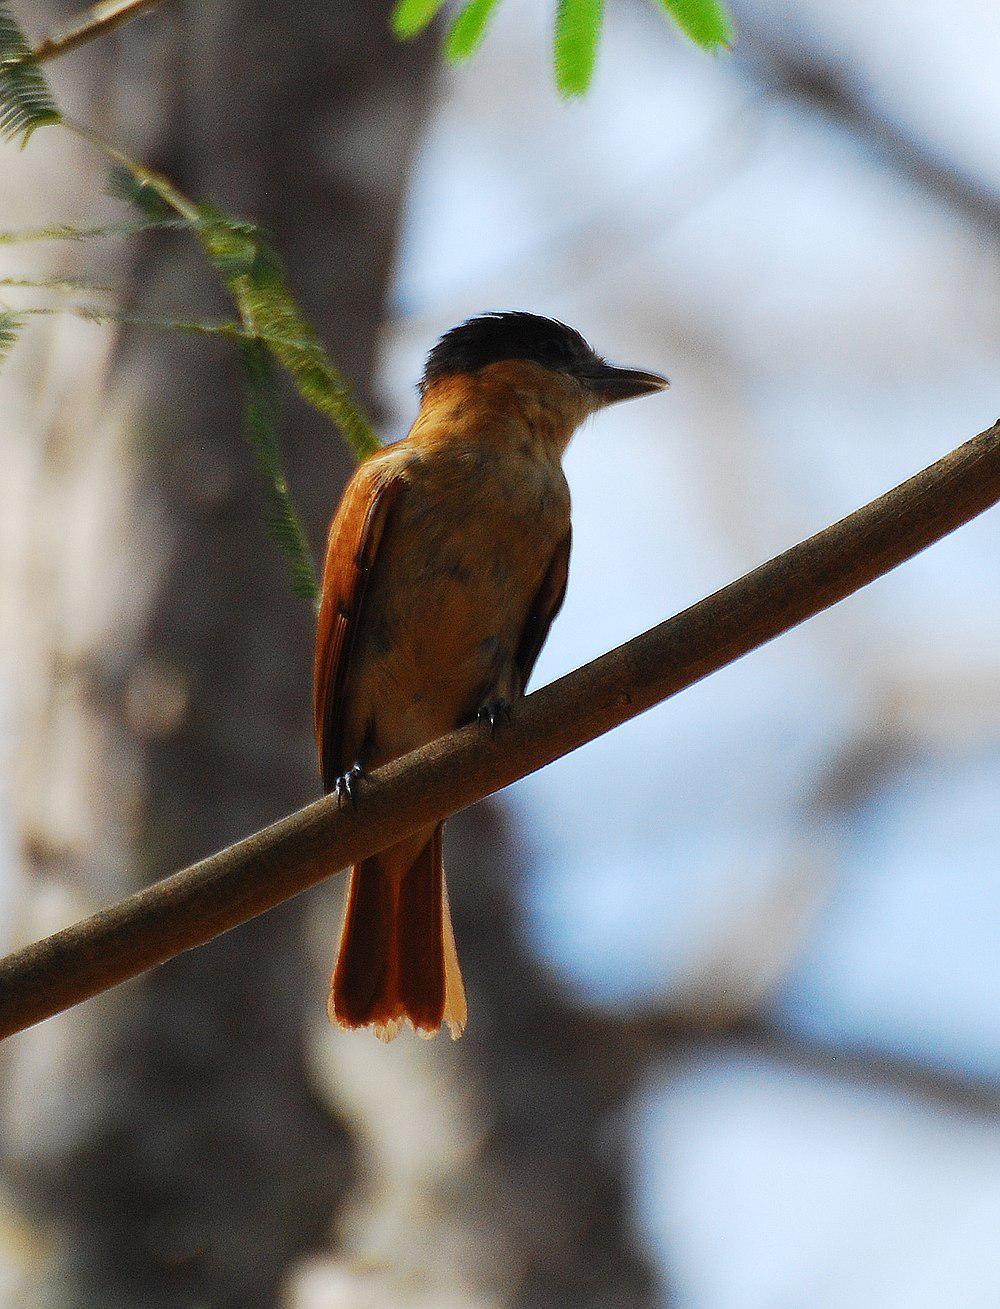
477 698 513 738
335 763 364 810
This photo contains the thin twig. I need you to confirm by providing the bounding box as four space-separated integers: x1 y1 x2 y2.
0 421 997 1040
61 116 200 222
32 0 163 64
733 27 1000 243
589 1008 1000 1117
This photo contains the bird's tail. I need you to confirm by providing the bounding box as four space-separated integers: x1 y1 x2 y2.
328 823 467 1040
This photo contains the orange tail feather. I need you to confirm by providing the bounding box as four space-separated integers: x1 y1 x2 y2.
329 823 467 1040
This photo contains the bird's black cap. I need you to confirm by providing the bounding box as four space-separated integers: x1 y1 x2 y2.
421 311 668 403
422 312 596 389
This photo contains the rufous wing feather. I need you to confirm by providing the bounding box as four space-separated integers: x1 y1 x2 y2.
515 529 572 692
314 466 401 790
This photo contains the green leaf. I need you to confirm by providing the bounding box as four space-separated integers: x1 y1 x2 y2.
0 308 22 364
445 0 502 62
391 0 449 38
554 0 603 97
106 165 174 222
0 217 187 244
197 210 381 463
101 161 380 603
13 302 245 339
109 169 381 464
653 0 732 49
240 339 321 606
0 274 114 295
0 2 61 145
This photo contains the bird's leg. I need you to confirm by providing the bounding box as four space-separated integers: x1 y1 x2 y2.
335 720 376 810
476 697 513 738
334 762 365 810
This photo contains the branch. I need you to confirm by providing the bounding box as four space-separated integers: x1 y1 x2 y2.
32 0 164 65
592 1009 1000 1118
0 422 997 1040
732 24 1000 242
731 1018 1000 1118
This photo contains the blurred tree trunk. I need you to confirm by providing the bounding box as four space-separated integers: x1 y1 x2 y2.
0 1 432 1305
447 805 659 1307
305 809 658 1308
0 5 659 1306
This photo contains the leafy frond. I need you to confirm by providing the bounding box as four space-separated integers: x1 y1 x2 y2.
14 302 361 359
554 0 603 96
0 274 113 295
445 0 502 62
13 301 244 339
653 0 732 49
106 164 174 221
0 308 22 364
0 217 187 244
240 339 320 605
198 211 381 463
392 0 733 92
0 2 60 145
104 172 380 462
391 0 449 38
3 141 370 607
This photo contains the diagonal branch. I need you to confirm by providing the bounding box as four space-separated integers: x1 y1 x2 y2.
744 45 1000 242
31 0 164 64
589 1009 1000 1118
0 421 997 1041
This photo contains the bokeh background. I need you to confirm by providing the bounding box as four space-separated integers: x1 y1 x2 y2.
1 0 998 1305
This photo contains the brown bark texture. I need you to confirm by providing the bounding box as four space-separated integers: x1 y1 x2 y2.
3 0 424 1304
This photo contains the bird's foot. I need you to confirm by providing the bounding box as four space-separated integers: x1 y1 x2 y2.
477 697 513 738
335 763 365 810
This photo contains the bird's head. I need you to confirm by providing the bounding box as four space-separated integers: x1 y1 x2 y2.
419 311 668 448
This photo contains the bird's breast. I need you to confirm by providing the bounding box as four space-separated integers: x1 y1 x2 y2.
347 442 569 762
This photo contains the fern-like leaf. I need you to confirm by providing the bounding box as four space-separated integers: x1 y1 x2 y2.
653 0 732 49
0 274 113 295
106 164 174 221
0 217 187 244
0 2 60 145
554 0 603 96
198 211 381 462
14 301 244 338
391 0 449 38
0 308 22 364
445 0 502 62
105 165 381 461
240 339 320 605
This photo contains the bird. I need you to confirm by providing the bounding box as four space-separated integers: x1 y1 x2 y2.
314 311 668 1040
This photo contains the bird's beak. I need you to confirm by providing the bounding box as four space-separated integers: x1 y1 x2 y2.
581 362 670 405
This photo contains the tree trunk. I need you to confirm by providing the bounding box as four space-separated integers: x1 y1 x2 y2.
1 2 432 1305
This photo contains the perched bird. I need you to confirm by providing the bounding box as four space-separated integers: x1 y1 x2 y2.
314 311 667 1040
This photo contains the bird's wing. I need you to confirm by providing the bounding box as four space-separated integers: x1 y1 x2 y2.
314 464 403 792
514 528 572 692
